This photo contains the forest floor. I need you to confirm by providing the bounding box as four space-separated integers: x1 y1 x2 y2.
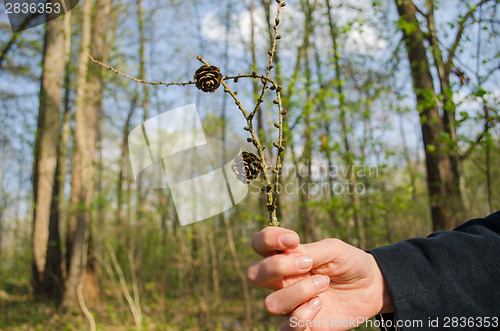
0 276 381 330
0 276 282 331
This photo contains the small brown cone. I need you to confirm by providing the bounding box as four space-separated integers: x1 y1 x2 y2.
193 65 223 93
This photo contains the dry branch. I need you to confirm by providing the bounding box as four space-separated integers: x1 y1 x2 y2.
89 0 287 226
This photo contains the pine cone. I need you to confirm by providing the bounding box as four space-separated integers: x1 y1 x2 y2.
231 151 261 184
193 65 223 93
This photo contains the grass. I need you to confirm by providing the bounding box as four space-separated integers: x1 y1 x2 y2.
0 276 280 330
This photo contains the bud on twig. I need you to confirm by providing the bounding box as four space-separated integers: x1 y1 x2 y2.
261 184 272 192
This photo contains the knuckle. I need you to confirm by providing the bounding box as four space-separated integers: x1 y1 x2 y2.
262 232 275 248
264 295 281 315
250 232 260 250
321 237 342 247
247 264 257 283
300 278 314 294
291 307 309 322
271 254 295 278
273 256 287 275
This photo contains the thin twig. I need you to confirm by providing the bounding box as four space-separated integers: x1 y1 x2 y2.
251 0 284 118
89 55 280 89
197 56 276 222
89 55 195 87
446 0 491 72
267 1 286 226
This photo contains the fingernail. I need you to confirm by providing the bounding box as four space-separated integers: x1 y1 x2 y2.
313 275 330 289
280 233 297 247
308 296 321 309
295 256 312 269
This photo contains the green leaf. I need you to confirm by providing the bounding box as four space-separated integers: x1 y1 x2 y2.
474 86 487 97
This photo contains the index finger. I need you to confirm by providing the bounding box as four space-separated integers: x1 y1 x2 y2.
251 227 300 256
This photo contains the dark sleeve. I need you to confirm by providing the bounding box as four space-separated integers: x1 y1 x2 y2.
367 211 500 331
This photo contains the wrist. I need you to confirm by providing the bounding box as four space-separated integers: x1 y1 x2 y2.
369 254 394 314
380 278 394 314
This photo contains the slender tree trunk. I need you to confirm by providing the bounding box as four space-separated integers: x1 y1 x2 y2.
0 141 4 259
50 6 73 283
223 213 253 330
134 0 148 291
135 0 148 222
398 109 418 204
325 0 364 246
313 46 338 231
116 108 134 228
396 0 464 230
64 0 93 307
198 223 211 327
31 11 65 300
207 229 220 305
64 0 113 307
299 16 314 242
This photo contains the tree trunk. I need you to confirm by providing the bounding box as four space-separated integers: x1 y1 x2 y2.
0 141 5 259
299 14 314 243
59 9 73 279
395 0 464 230
116 108 134 228
326 0 364 246
63 0 113 307
63 0 93 307
223 213 253 330
31 11 65 300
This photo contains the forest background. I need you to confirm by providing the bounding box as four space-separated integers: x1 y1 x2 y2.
0 0 499 329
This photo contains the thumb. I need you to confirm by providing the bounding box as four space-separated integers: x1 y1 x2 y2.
300 238 350 269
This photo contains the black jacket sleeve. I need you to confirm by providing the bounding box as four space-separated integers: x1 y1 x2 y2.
368 211 500 330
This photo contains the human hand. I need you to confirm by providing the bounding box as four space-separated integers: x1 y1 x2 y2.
247 227 393 330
